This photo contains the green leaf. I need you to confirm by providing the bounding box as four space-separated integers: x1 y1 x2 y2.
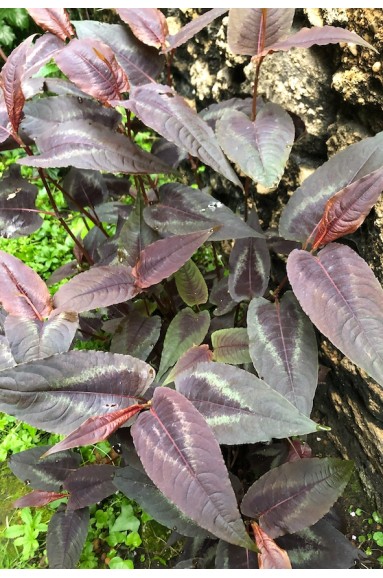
174 259 208 306
110 504 140 533
212 328 251 364
125 531 142 548
108 557 134 569
0 8 29 28
0 23 15 46
4 525 26 539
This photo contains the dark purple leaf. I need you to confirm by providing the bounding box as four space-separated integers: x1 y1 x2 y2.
94 202 132 225
0 166 42 238
257 25 377 57
199 96 255 131
227 9 294 56
151 137 188 168
27 8 74 41
164 9 228 52
74 20 165 86
23 77 89 100
53 265 139 314
287 244 383 388
46 261 79 287
211 328 251 365
279 131 383 242
210 276 237 316
114 465 211 538
132 229 214 289
174 259 208 307
216 103 295 188
47 506 90 569
116 8 168 49
18 120 172 174
0 35 35 132
144 183 263 241
312 167 383 249
247 291 318 416
13 490 67 509
163 344 213 386
241 457 353 538
64 464 116 510
265 229 300 255
0 250 52 320
55 38 130 104
0 350 155 434
0 336 15 370
252 522 292 569
62 168 107 211
4 312 78 363
132 387 254 548
286 440 313 463
228 208 270 301
0 92 11 144
215 540 258 569
120 83 243 188
23 33 65 79
175 362 318 445
110 311 161 361
157 308 210 381
8 445 81 491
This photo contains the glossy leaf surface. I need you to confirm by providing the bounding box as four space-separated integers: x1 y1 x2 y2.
132 387 254 548
174 259 208 306
287 244 383 388
241 458 353 538
27 8 74 41
212 328 251 364
47 506 90 569
13 490 67 508
118 191 157 268
110 311 161 361
116 8 168 49
0 336 15 371
0 166 42 238
23 33 65 79
64 465 116 510
252 522 292 569
163 344 213 385
164 8 228 52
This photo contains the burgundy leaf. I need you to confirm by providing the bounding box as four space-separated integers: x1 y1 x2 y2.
0 336 15 370
64 465 116 510
0 350 155 434
0 92 12 143
110 311 161 361
53 265 139 314
279 131 383 242
47 506 90 569
163 344 213 385
247 292 318 416
175 362 318 445
200 96 255 131
14 490 67 509
216 103 295 188
257 25 377 58
287 440 313 463
164 8 228 53
0 165 42 238
211 328 251 365
55 38 130 104
0 35 35 132
27 8 74 41
174 259 208 307
23 33 65 80
41 404 144 457
62 168 108 210
74 20 164 86
157 308 210 381
119 83 243 188
151 137 188 168
312 167 383 249
4 312 78 363
22 77 89 100
215 540 258 569
0 250 52 320
46 261 79 287
241 458 353 538
18 120 172 174
228 208 270 301
252 522 292 569
210 276 237 316
287 244 383 388
227 9 294 56
116 8 168 49
132 387 254 549
132 229 214 289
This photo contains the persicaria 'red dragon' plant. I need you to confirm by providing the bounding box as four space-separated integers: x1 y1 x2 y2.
0 7 381 569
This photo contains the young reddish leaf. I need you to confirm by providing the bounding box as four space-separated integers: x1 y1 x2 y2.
312 167 383 249
216 103 295 189
279 131 383 242
157 308 210 381
241 458 353 538
0 250 52 320
175 362 318 445
163 344 213 385
227 9 294 56
47 506 90 569
132 387 254 549
256 25 377 58
212 328 251 365
0 35 34 132
287 244 383 388
252 522 292 569
164 8 228 53
0 350 155 434
174 259 208 307
41 404 143 458
13 490 67 509
18 120 172 175
110 311 161 361
132 229 214 289
53 265 139 314
27 8 74 41
247 292 318 416
55 38 130 104
0 166 42 238
119 83 243 189
63 465 116 510
228 208 270 301
116 9 168 49
286 440 313 463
